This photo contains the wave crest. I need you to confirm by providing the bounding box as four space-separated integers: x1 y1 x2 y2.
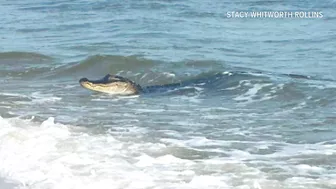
0 51 52 60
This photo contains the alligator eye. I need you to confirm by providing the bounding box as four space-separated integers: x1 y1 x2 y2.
108 76 120 82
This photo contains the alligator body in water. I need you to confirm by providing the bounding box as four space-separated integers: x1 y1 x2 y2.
79 72 314 95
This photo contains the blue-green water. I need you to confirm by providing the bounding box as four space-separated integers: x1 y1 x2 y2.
0 0 335 189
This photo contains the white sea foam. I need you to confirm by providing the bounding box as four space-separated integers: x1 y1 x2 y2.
0 116 228 189
0 116 335 189
308 81 336 89
0 93 30 98
223 71 233 76
233 81 275 104
29 92 62 104
162 72 176 78
161 136 231 149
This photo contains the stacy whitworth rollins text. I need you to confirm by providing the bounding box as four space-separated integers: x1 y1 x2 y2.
227 11 323 18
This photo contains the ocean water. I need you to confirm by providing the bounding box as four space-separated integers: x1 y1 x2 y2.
0 0 336 189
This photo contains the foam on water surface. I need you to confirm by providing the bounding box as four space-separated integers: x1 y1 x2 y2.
0 116 335 189
233 81 275 104
0 116 227 189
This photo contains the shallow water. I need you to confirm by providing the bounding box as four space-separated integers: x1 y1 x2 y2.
0 0 336 189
